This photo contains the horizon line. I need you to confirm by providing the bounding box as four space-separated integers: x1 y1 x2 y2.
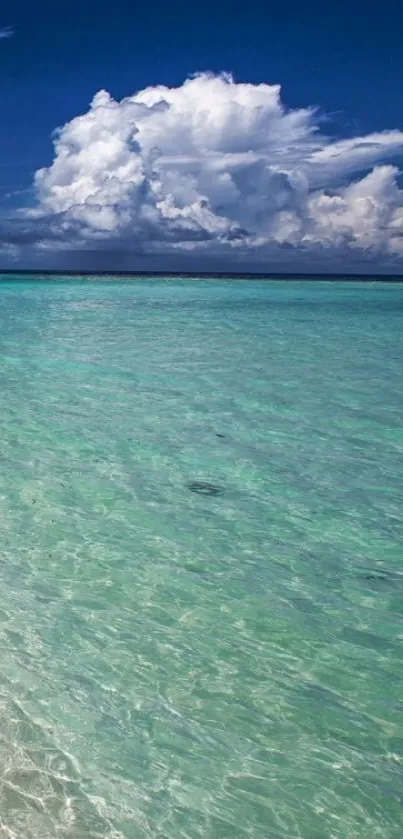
0 270 403 282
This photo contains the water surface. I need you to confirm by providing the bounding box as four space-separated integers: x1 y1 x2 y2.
0 278 402 838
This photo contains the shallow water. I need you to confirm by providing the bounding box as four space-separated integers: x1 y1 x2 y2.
0 278 402 838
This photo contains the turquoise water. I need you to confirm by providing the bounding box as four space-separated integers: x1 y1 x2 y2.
0 278 402 839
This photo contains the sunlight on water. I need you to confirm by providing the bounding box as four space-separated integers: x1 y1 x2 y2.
0 278 402 838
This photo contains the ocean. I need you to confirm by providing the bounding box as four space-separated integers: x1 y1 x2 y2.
0 277 402 838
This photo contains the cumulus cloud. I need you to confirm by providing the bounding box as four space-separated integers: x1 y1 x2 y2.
17 73 403 263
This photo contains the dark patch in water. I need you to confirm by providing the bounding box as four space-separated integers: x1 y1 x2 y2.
342 626 399 655
184 563 216 582
216 433 226 439
362 574 388 583
187 480 224 496
359 569 403 589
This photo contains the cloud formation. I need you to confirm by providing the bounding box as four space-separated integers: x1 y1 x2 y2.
0 26 14 39
16 73 403 264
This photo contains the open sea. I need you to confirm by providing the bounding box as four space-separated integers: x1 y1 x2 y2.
0 277 402 839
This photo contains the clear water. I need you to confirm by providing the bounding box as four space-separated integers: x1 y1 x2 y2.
0 278 402 839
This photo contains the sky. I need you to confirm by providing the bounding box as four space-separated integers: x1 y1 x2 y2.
1 0 403 273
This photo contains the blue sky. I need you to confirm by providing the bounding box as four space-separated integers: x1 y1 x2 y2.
1 0 403 271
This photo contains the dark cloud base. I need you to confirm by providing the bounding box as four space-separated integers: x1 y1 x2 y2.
2 245 403 275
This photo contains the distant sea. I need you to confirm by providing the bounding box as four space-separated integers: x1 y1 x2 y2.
0 276 402 839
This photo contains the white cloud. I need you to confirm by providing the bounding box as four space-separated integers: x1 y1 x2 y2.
21 73 403 262
0 26 14 39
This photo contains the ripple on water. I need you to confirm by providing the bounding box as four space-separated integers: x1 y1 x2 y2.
0 278 402 838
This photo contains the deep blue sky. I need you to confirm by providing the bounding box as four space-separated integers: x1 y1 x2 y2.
0 0 402 270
